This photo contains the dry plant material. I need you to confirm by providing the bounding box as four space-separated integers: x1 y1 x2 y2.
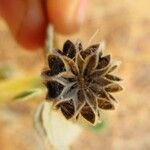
42 40 122 124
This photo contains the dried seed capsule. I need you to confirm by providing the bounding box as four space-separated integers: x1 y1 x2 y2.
42 40 123 125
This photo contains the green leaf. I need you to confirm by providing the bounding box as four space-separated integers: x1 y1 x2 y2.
0 75 43 102
13 88 44 101
14 90 35 99
0 64 16 80
88 115 107 133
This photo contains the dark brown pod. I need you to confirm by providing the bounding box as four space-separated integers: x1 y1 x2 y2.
41 40 123 124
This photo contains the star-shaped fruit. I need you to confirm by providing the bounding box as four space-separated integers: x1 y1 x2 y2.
42 40 123 124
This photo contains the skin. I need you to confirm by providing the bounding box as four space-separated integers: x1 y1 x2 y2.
0 0 87 51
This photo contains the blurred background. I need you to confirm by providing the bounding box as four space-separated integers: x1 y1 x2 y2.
0 0 150 150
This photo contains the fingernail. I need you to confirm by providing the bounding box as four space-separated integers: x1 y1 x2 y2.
78 0 87 23
76 0 88 25
47 0 88 34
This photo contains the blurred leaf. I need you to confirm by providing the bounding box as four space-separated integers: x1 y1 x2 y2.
14 90 34 99
0 64 16 80
0 75 43 102
13 88 44 101
76 112 107 133
88 115 107 133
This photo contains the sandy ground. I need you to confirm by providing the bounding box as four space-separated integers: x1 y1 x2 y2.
0 0 150 150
